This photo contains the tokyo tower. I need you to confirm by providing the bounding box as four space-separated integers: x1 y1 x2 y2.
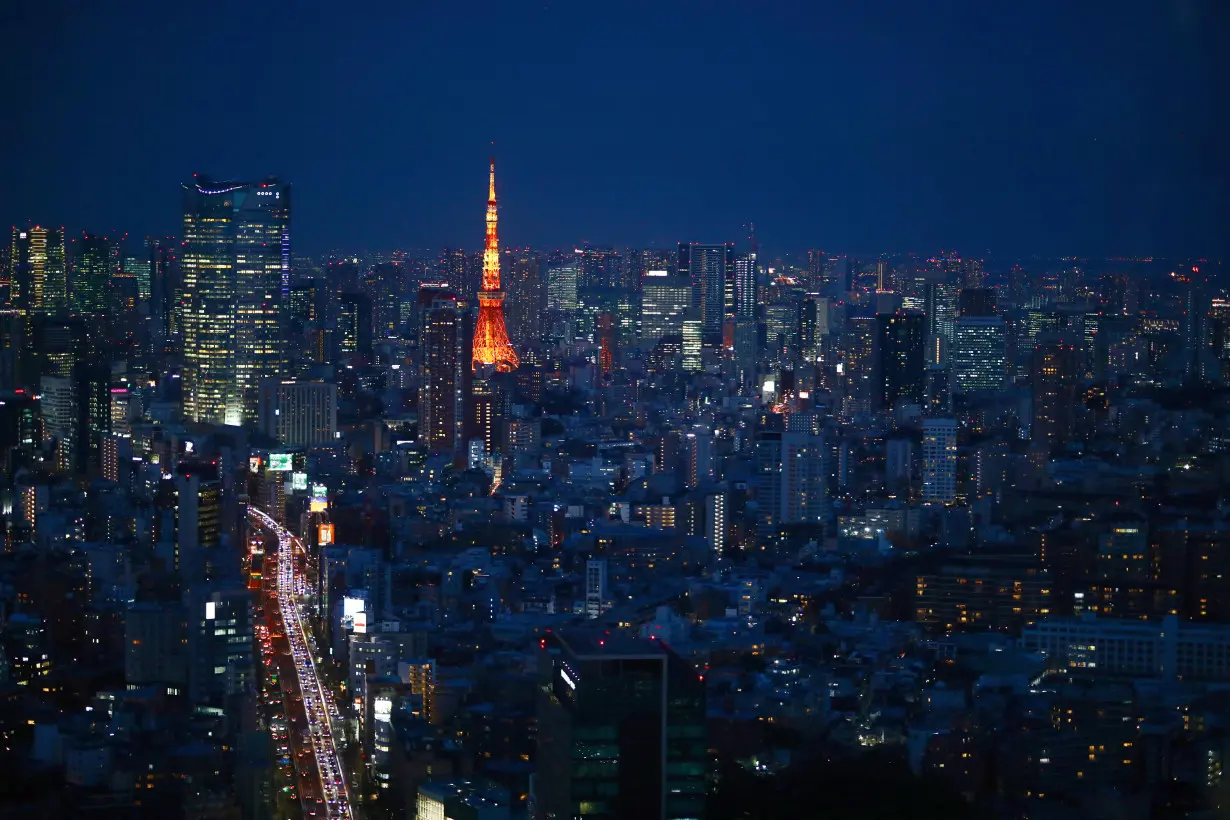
471 158 519 373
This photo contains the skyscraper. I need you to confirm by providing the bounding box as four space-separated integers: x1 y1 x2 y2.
546 263 579 313
639 273 691 345
922 418 958 503
1031 334 1080 447
534 631 706 820
421 294 465 456
180 177 290 425
71 233 111 315
11 225 68 315
257 379 338 448
877 311 925 410
471 160 519 373
678 243 734 337
951 316 1008 393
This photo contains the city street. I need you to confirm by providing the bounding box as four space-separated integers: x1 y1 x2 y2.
250 508 354 820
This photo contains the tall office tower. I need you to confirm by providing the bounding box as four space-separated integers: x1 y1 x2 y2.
958 287 997 317
546 263 579 313
1209 299 1230 384
799 296 830 360
639 273 691 345
471 160 519 373
148 238 178 350
877 311 925 410
842 315 878 417
732 319 757 388
1181 268 1210 379
678 242 735 336
364 262 401 340
1030 334 1080 447
11 225 68 314
186 584 254 727
436 248 473 301
734 253 757 319
922 418 958 503
925 279 959 365
71 233 112 314
584 558 608 619
257 379 338 448
123 254 152 301
176 461 223 585
337 292 372 357
577 246 624 290
181 176 290 425
807 249 827 288
505 249 545 347
535 631 706 820
951 316 1008 393
288 281 319 327
961 258 985 288
421 295 465 456
681 318 703 371
780 430 829 524
597 312 615 375
40 375 75 472
467 375 500 464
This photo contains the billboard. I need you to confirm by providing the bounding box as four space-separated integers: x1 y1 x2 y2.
249 456 262 473
343 597 365 618
353 611 367 633
268 453 293 472
318 523 335 545
310 483 328 512
291 472 308 491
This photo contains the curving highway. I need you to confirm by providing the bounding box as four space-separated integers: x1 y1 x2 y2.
250 508 353 820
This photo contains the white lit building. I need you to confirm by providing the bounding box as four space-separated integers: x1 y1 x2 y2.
922 418 958 502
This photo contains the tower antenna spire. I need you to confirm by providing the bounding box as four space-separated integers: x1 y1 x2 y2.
471 156 519 373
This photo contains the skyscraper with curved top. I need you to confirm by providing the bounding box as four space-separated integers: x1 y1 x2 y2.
181 176 290 425
471 159 519 374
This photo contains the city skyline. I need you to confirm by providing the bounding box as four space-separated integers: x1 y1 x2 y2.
2 1 1226 258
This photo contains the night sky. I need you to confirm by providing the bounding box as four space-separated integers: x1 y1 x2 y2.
2 0 1226 258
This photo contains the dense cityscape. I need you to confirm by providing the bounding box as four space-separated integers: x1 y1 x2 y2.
3 3 1227 820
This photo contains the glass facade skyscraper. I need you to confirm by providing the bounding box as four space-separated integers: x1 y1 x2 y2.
534 631 706 820
181 177 290 425
11 225 67 315
951 316 1008 393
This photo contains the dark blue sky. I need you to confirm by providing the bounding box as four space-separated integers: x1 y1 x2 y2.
2 0 1226 258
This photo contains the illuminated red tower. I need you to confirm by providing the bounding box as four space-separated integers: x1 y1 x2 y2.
471 159 519 373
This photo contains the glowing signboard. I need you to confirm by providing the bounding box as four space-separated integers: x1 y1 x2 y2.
268 453 293 472
353 611 367 633
318 523 335 545
291 472 308 491
249 456 262 472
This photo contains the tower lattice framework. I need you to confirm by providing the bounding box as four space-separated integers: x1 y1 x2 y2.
471 159 519 373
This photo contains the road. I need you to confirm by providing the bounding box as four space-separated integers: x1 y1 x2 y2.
250 508 353 820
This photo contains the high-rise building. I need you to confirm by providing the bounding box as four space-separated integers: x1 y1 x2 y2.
681 318 703 371
577 247 624 290
504 249 545 348
639 273 691 345
546 263 579 313
781 431 829 524
472 160 519 373
257 379 338 448
421 294 465 457
958 287 997 317
71 233 112 315
124 254 152 301
951 316 1008 393
337 292 373 358
678 242 734 337
534 631 706 820
924 279 959 365
922 418 958 503
11 225 68 315
1031 334 1081 447
176 461 224 586
877 311 925 410
181 176 290 426
148 238 178 351
842 315 878 417
734 253 756 320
